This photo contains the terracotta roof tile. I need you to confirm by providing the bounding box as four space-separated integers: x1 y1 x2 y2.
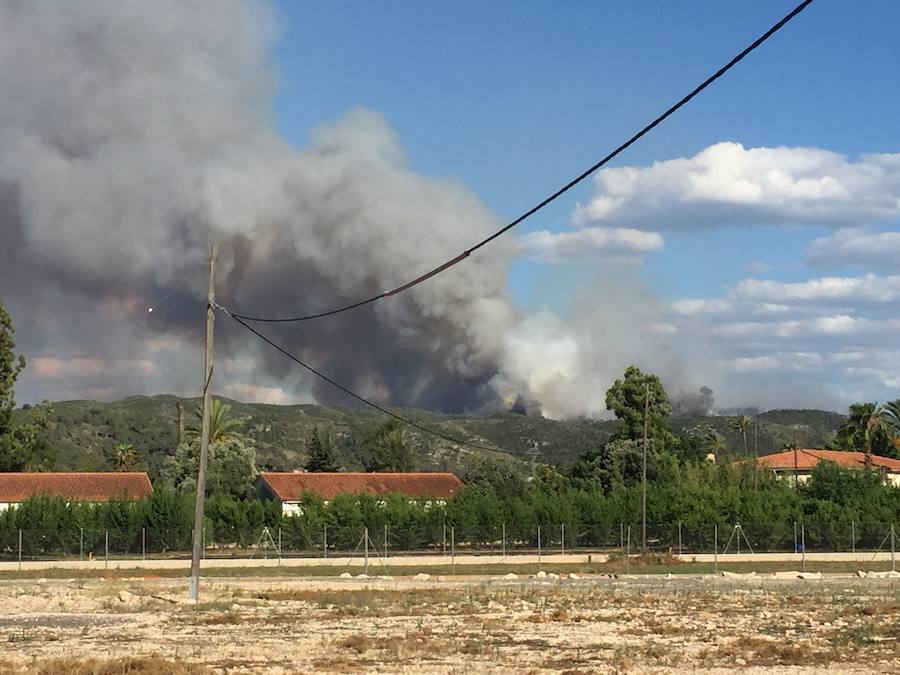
0 472 153 503
259 472 463 501
756 449 900 472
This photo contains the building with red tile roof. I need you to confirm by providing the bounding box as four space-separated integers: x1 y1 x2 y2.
258 471 463 515
756 449 900 485
0 472 153 510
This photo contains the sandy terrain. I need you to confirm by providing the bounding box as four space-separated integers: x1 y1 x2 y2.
0 573 897 673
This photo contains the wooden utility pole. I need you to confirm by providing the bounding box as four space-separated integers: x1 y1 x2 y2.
792 440 799 490
641 382 649 553
189 243 217 601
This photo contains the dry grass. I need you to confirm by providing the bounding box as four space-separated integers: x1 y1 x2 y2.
0 576 896 673
0 656 207 675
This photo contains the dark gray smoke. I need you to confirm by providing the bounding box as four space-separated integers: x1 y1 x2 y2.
671 386 716 417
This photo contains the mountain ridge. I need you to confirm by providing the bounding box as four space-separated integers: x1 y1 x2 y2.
13 395 846 477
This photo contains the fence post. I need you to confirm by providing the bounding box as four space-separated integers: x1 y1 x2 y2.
537 525 542 571
625 525 631 575
561 523 565 556
678 521 682 558
793 520 798 553
80 527 84 562
142 527 146 561
17 529 22 574
278 527 282 567
323 525 327 559
620 522 624 550
851 521 855 558
451 526 455 574
714 524 718 576
801 523 806 572
105 529 109 570
891 524 896 573
364 527 369 576
502 523 506 558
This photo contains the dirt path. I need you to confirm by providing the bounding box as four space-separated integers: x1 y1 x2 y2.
0 575 897 673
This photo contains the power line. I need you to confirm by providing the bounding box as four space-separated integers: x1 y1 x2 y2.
217 303 501 452
230 0 816 324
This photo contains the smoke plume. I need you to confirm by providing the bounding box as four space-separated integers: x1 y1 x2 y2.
0 1 700 419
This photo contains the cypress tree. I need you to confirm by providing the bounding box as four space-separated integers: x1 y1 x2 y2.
305 427 340 472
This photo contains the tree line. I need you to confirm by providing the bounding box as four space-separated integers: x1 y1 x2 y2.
1 459 897 557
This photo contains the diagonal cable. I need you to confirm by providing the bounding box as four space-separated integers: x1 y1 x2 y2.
230 0 816 323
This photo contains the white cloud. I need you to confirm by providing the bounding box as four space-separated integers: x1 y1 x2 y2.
733 273 900 304
715 314 884 339
519 226 662 263
670 298 733 317
809 228 900 271
574 142 900 230
728 352 823 373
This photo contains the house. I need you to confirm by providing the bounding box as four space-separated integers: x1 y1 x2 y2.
0 472 153 511
756 449 900 486
258 471 464 516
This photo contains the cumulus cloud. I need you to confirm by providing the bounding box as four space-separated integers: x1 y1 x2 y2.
574 142 900 230
519 227 662 263
809 228 900 271
733 274 900 304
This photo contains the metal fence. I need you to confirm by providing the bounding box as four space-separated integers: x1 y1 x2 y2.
0 520 897 562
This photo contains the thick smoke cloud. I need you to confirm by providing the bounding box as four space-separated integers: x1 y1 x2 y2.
1 0 655 418
0 1 711 419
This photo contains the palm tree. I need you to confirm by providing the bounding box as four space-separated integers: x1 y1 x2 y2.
185 399 243 444
782 439 799 488
879 400 900 455
112 442 138 471
730 415 752 457
862 401 900 466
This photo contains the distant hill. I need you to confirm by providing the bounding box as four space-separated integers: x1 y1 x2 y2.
14 396 845 477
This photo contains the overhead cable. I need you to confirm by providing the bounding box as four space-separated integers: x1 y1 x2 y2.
230 0 816 324
217 303 500 452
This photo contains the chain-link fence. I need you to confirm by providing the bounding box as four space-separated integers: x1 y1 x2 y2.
1 520 897 562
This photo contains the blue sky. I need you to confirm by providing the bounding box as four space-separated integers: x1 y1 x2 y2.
240 0 900 411
271 0 900 302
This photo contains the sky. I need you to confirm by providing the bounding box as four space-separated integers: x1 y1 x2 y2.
4 0 900 415
274 0 900 410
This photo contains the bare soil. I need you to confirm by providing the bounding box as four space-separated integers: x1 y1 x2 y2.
0 574 897 673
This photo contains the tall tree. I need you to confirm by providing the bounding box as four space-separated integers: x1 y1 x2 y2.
0 299 51 471
304 427 340 472
0 298 25 439
605 366 674 449
730 415 752 457
366 420 415 472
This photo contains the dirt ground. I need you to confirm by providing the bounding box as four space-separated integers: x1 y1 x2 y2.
0 573 897 674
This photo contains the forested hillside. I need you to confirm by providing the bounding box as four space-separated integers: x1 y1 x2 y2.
14 395 844 478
